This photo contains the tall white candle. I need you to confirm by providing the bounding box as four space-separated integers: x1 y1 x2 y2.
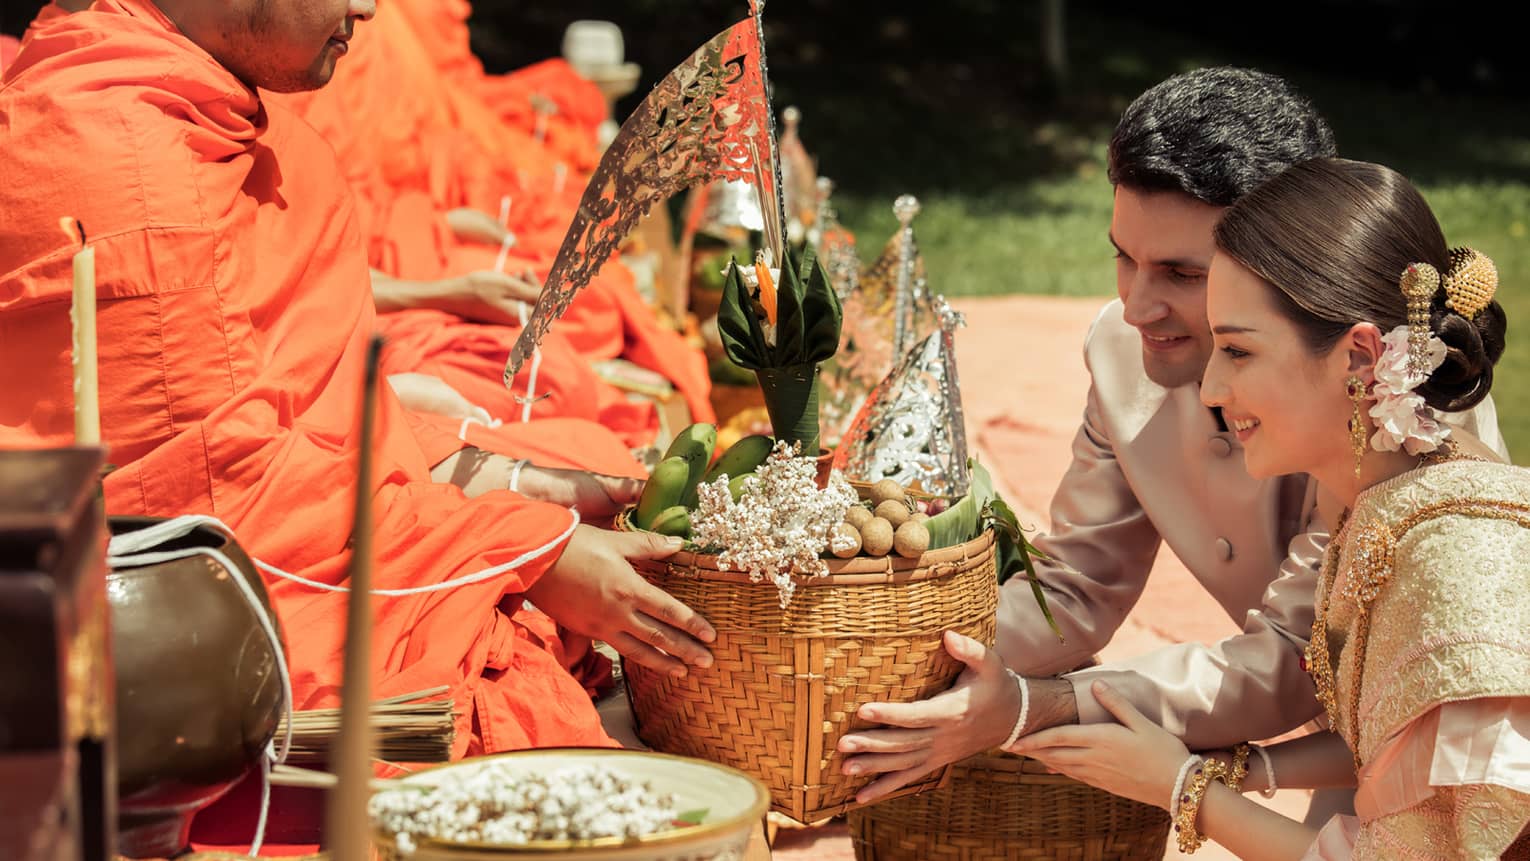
65 218 100 446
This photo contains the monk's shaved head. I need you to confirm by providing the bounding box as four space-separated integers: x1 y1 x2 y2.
152 0 374 92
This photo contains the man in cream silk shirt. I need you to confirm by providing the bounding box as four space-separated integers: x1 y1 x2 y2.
839 66 1506 805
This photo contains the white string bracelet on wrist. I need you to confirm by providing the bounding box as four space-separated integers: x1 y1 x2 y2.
1252 744 1277 798
1170 755 1203 819
1000 668 1031 749
508 459 529 493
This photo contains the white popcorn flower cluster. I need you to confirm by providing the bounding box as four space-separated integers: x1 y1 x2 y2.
691 440 857 608
370 762 679 854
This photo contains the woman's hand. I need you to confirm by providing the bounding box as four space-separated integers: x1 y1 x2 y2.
1006 681 1189 810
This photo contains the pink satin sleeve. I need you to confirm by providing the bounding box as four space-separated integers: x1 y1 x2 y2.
1300 815 1361 861
1356 696 1530 819
1301 698 1530 858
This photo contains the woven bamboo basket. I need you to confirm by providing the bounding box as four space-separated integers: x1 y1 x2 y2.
847 750 1170 860
622 527 999 824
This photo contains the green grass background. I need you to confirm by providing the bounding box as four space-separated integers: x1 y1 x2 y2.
770 9 1530 460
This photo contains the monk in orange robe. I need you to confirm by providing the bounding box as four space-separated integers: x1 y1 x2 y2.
0 34 18 74
392 0 605 173
0 0 716 802
273 2 715 425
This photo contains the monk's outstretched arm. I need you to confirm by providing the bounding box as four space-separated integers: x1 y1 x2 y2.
430 448 641 518
370 268 538 326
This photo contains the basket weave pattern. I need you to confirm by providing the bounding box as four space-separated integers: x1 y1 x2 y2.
624 531 999 823
848 751 1170 860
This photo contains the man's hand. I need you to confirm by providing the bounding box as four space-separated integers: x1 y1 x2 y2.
1006 681 1189 809
445 207 511 247
443 270 541 326
516 466 643 520
370 268 540 326
529 525 716 677
837 632 1021 803
388 373 496 425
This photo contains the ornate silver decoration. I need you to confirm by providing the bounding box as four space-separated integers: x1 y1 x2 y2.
833 299 971 497
699 178 767 235
506 2 782 384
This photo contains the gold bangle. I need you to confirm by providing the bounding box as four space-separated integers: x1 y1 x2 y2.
1174 758 1229 854
1227 743 1251 793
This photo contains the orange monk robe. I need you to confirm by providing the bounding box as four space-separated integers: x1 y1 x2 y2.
269 68 663 450
392 0 604 173
276 5 715 424
0 0 617 767
369 2 714 425
0 35 18 75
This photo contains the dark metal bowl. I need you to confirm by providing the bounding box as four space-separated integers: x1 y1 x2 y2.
107 517 284 859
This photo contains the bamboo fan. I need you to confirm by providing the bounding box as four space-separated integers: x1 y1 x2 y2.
275 685 456 766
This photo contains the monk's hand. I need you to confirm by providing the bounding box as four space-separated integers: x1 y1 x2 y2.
445 207 511 246
515 466 643 519
1005 681 1188 809
836 631 1023 803
443 270 541 326
531 525 716 677
387 373 497 425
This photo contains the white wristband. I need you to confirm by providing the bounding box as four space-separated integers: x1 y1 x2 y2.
1252 744 1277 798
1170 755 1203 819
1000 669 1030 749
508 459 529 493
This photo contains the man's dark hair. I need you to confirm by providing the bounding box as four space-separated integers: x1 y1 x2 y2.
1108 67 1337 207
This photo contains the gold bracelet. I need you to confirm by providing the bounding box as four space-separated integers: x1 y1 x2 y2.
1174 758 1229 854
1227 743 1251 793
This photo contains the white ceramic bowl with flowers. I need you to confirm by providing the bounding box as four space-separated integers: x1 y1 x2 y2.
370 748 769 860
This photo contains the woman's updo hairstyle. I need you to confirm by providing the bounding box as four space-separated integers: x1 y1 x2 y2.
1213 158 1505 412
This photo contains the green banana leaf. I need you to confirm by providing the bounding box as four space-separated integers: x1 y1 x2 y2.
717 245 843 451
926 459 1061 641
718 245 842 370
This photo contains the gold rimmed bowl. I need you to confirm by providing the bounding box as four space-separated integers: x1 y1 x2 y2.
371 748 769 860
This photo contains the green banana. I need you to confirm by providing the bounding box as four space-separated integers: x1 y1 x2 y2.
634 456 690 529
664 422 717 509
649 505 692 538
702 434 774 485
727 473 752 503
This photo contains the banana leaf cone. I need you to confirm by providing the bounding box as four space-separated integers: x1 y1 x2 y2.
718 245 843 454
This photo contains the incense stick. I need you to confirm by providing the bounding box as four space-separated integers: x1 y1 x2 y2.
326 335 383 860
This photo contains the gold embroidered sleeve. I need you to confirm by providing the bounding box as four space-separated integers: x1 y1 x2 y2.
1357 507 1530 763
1359 783 1530 860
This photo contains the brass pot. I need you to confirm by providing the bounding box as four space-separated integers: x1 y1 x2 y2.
107 517 284 859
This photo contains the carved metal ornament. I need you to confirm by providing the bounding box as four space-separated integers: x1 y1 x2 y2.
506 2 784 384
833 300 971 497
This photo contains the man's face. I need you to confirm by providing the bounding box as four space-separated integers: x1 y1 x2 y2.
160 0 375 92
1109 186 1224 389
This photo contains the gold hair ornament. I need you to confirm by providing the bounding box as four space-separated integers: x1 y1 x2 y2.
1398 263 1439 378
1443 247 1497 321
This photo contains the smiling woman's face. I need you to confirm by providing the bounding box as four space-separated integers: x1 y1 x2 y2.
1199 253 1356 481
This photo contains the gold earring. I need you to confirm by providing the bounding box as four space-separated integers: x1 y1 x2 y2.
1346 376 1368 477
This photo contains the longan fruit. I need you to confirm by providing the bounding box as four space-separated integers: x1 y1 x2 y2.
859 517 895 557
874 499 911 528
894 520 931 558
